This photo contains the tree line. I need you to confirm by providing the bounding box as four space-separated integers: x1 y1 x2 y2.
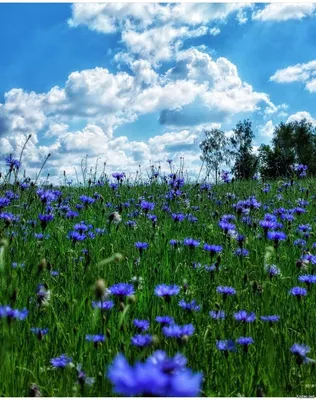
199 118 316 182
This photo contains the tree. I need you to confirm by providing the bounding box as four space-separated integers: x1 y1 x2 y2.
199 128 231 184
258 119 316 179
230 119 258 180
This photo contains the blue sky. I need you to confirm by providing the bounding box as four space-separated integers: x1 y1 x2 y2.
0 3 316 182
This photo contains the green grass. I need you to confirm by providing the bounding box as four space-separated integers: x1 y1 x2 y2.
0 177 316 396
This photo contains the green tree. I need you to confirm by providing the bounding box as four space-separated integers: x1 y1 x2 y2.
199 128 231 184
230 119 258 180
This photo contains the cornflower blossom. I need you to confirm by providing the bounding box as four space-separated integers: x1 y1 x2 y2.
38 214 54 229
209 310 226 320
92 300 114 310
172 213 185 222
183 238 200 248
31 328 49 340
131 334 153 347
218 221 236 234
267 231 287 247
85 334 105 344
112 172 125 181
134 242 149 254
290 344 314 364
289 287 308 298
237 337 254 352
234 310 256 323
216 339 236 354
79 195 95 206
109 283 135 299
50 354 73 368
36 284 50 307
162 323 195 339
216 286 236 298
178 299 201 312
77 364 95 387
203 244 223 257
234 248 249 257
260 315 280 325
267 265 281 278
5 154 20 170
298 275 316 287
107 351 203 397
67 231 86 243
140 200 155 213
155 316 175 326
133 319 150 332
0 306 28 321
155 285 180 301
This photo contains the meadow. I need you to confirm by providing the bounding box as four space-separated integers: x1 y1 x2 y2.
1 159 316 397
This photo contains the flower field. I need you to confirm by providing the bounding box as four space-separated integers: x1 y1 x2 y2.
1 160 316 397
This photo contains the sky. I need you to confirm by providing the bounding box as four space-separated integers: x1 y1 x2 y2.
0 2 316 184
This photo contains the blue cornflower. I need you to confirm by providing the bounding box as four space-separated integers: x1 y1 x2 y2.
183 238 200 248
260 315 280 323
290 344 314 364
155 284 180 300
289 287 308 297
85 334 105 343
50 354 73 368
203 244 223 256
66 210 79 219
216 339 236 353
267 231 287 246
134 242 149 254
74 222 89 233
133 319 150 332
107 352 202 397
0 306 28 321
109 283 135 298
140 200 155 213
0 198 10 209
172 213 185 222
234 248 249 257
294 239 307 248
77 364 95 387
67 231 86 243
178 299 201 312
237 337 254 351
267 265 280 278
209 310 226 320
112 172 125 181
131 334 153 347
218 221 236 233
79 195 95 205
162 323 195 339
216 286 236 296
298 275 316 285
5 154 20 170
92 300 114 310
169 239 180 247
234 310 256 323
155 316 175 326
31 328 49 339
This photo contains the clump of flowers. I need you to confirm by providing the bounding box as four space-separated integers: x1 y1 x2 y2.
107 351 203 397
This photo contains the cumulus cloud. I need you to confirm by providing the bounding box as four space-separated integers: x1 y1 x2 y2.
286 111 316 125
258 120 275 139
252 3 316 22
270 60 316 93
69 3 250 65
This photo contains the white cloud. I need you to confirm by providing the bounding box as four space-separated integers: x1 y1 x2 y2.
270 60 316 93
252 3 316 22
258 120 275 139
286 111 316 125
209 27 221 36
69 3 250 65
